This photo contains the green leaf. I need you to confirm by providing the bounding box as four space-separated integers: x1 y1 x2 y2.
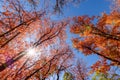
63 72 72 80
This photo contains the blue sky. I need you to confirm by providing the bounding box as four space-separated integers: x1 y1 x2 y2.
64 0 111 16
51 0 111 66
51 0 111 20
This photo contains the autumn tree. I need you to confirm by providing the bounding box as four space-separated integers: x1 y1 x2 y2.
0 0 78 79
69 59 88 80
92 67 120 80
70 9 120 75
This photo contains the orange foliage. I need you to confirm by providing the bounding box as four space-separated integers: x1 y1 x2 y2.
0 0 73 79
71 11 120 74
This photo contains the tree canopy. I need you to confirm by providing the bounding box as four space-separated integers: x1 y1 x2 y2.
0 0 120 80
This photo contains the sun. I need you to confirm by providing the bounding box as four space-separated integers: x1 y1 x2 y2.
27 47 36 56
26 47 42 59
